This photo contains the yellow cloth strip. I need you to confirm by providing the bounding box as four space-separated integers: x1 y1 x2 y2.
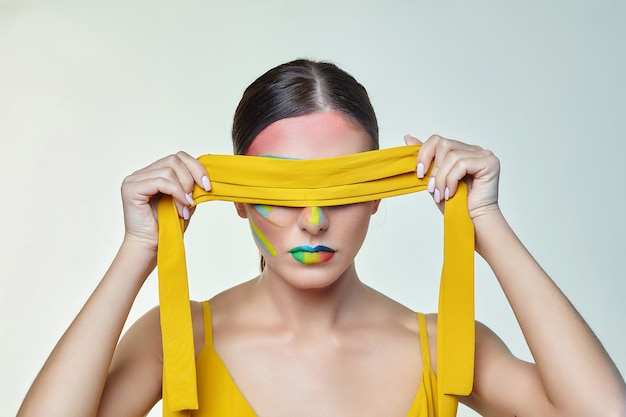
157 145 474 416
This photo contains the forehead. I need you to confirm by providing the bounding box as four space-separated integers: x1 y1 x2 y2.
246 111 373 159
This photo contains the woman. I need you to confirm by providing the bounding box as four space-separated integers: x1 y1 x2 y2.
17 60 626 417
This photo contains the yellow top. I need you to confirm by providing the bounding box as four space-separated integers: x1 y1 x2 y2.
163 302 439 417
157 145 474 417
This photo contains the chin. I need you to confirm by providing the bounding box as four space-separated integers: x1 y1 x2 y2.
266 262 355 291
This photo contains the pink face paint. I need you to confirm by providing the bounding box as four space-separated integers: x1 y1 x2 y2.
289 245 335 264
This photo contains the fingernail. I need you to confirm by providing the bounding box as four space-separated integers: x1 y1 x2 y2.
185 192 194 206
417 162 425 179
201 175 212 191
183 205 190 220
427 177 435 193
444 187 450 201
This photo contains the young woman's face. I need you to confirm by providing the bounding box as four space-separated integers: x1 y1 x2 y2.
236 111 379 289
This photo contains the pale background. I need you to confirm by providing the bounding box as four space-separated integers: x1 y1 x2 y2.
1 1 624 416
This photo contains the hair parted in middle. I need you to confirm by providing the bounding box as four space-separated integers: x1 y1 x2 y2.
232 59 379 155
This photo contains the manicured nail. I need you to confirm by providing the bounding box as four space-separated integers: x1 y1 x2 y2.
444 187 450 201
427 177 435 193
182 205 190 220
434 188 441 203
417 162 425 179
185 192 194 206
201 175 212 191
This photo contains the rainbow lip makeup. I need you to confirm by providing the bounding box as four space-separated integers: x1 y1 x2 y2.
289 245 336 264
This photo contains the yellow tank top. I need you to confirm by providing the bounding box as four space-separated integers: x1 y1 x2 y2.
163 301 439 417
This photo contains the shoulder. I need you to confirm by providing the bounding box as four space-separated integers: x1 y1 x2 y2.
418 315 513 374
117 301 207 360
423 318 544 416
116 306 163 358
205 278 259 322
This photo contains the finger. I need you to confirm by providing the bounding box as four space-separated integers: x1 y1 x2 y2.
158 153 197 196
183 206 196 231
123 169 192 219
435 150 482 200
403 134 423 145
175 151 211 192
437 149 496 201
125 166 190 202
419 135 453 200
421 136 482 203
451 150 499 199
416 134 444 182
403 135 427 178
136 152 209 196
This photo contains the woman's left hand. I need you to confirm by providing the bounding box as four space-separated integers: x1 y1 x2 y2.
404 134 501 220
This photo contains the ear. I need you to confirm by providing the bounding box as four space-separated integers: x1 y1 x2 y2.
234 202 248 218
371 199 381 215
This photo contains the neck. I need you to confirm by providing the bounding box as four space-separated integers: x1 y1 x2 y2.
254 262 369 333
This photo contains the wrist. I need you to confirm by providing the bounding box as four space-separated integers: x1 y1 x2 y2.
117 237 158 278
122 233 157 257
471 207 511 257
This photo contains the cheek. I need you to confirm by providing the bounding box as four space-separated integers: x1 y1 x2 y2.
247 205 292 257
254 204 275 220
248 217 277 256
334 203 374 238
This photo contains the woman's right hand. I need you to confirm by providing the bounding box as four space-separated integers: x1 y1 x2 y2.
120 151 211 251
17 151 210 417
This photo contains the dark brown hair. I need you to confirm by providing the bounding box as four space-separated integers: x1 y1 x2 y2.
232 59 379 155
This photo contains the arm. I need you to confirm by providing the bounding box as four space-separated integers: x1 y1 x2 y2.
468 211 625 417
17 243 162 417
17 152 210 417
408 134 626 417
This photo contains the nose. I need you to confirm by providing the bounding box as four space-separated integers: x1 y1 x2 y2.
298 206 329 234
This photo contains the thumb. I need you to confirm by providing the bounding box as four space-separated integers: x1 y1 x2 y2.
403 134 423 145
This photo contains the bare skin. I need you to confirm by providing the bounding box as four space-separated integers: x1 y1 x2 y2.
17 112 626 417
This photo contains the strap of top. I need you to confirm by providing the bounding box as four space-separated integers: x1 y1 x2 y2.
417 313 431 369
201 301 213 347
156 145 475 416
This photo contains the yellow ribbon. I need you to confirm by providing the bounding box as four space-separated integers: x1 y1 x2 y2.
157 144 474 416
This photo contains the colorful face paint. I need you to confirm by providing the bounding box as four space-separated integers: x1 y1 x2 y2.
259 154 300 160
254 204 275 219
289 245 335 264
249 218 277 256
308 206 323 226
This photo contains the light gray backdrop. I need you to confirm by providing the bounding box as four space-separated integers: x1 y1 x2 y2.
1 1 624 416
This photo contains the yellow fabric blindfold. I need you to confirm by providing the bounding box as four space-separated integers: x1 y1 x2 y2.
157 144 474 417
